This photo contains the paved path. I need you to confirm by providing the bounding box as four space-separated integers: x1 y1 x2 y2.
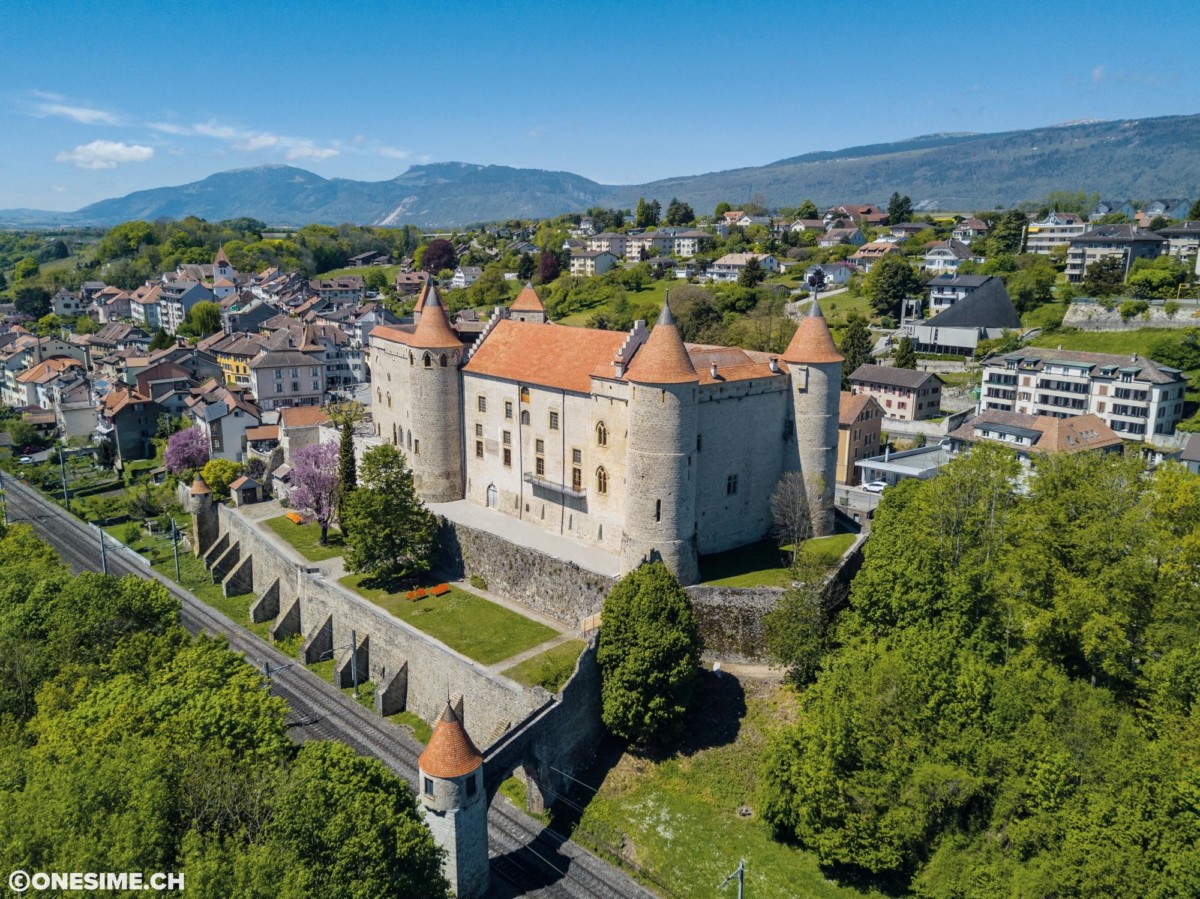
429 499 622 578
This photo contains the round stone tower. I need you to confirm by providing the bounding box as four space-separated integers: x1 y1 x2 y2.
404 284 465 502
782 301 843 536
620 299 700 584
187 475 217 557
418 701 489 899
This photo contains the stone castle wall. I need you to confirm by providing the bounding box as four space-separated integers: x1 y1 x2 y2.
1062 301 1200 331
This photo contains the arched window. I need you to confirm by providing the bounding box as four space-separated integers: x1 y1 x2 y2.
391 423 397 445
520 410 530 425
520 386 530 404
596 421 608 446
439 353 447 367
386 391 392 408
596 466 608 496
423 353 432 368
376 388 382 403
408 352 414 366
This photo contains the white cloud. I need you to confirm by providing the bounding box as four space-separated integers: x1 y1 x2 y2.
1091 65 1107 84
238 133 280 151
285 143 340 161
526 124 545 139
147 121 196 136
35 102 120 125
51 185 68 193
55 140 154 169
377 145 410 159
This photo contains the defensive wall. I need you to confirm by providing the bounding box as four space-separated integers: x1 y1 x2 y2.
1062 300 1200 331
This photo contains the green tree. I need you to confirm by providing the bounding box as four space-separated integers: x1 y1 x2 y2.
893 335 918 369
796 199 820 220
516 252 535 281
363 267 388 293
596 561 702 743
200 458 243 500
714 201 732 218
987 209 1029 255
864 253 921 317
1082 255 1126 297
13 256 40 282
72 314 99 335
325 400 364 519
341 444 437 583
35 313 62 337
181 301 222 337
470 263 510 306
886 192 913 224
764 555 840 686
149 328 175 351
839 314 875 388
738 256 766 287
664 198 695 226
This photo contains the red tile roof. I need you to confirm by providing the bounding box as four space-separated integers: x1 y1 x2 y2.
782 305 843 365
625 302 698 384
510 282 546 313
419 702 482 779
465 319 626 393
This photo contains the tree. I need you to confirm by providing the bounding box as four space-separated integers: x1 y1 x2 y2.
516 252 535 281
988 208 1028 255
421 239 456 274
893 335 918 369
73 314 98 335
596 561 702 743
796 199 820 220
738 256 765 287
35 313 62 337
289 442 340 544
769 471 814 558
470 263 510 306
363 267 388 294
887 192 913 224
341 445 437 582
537 249 561 283
325 400 364 519
838 314 874 389
806 268 826 297
181 301 222 338
201 458 243 500
864 253 921 317
763 555 839 686
13 256 40 282
714 201 732 218
1189 198 1200 221
95 438 116 470
149 328 174 351
165 426 209 474
13 284 50 318
1082 254 1126 297
664 198 695 226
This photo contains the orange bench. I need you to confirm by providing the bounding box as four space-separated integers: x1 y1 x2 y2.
430 583 451 597
285 511 304 524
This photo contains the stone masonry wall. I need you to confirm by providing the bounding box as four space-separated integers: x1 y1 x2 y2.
1062 301 1200 331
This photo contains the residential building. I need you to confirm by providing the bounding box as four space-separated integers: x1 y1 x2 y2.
569 250 620 277
669 229 712 258
790 219 826 233
837 392 883 485
248 350 326 410
160 279 215 334
952 218 989 243
585 232 628 257
905 277 1021 357
451 266 483 289
1023 212 1088 254
308 276 365 303
130 284 164 331
97 388 163 463
849 242 903 273
1066 225 1167 283
849 364 944 421
1155 221 1200 262
804 262 856 288
1141 198 1192 221
826 204 888 226
818 227 866 248
979 347 1187 440
1089 199 1137 221
279 404 331 458
369 285 844 585
889 222 929 240
855 444 953 488
707 253 779 283
923 239 982 273
51 289 85 318
202 332 266 389
1179 433 1200 475
395 271 429 295
947 410 1122 465
185 381 263 462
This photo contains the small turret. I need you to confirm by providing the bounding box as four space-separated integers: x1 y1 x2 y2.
418 702 489 899
621 298 700 583
509 282 548 324
782 302 842 536
188 476 218 557
405 284 464 502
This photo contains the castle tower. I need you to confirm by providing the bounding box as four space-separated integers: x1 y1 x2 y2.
411 279 431 323
187 475 217 557
781 301 843 536
620 298 700 584
418 701 489 899
405 284 464 502
509 282 548 324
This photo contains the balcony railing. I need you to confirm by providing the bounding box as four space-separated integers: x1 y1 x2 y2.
523 471 586 498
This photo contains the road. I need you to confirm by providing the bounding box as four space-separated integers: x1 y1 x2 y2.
2 477 652 899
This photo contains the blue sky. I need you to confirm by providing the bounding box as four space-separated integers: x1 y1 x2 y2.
3 0 1199 210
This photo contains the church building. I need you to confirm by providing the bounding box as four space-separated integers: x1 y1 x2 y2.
369 282 842 585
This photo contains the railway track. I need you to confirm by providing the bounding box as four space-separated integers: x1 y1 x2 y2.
5 479 651 899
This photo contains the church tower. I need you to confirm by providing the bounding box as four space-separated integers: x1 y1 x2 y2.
418 702 489 899
782 301 843 536
621 298 700 584
213 245 234 282
404 284 464 502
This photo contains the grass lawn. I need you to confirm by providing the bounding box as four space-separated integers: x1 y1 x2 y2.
556 675 883 899
340 574 557 665
1028 325 1197 358
305 655 431 742
1021 301 1069 330
502 640 585 692
939 370 981 390
263 514 344 561
819 290 875 327
105 523 267 639
699 533 857 588
315 264 402 281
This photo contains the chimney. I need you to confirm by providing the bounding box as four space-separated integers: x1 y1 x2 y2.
1131 352 1138 363
768 357 779 373
710 361 719 379
885 445 891 462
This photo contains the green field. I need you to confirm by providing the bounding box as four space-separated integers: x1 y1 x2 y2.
315 264 402 281
818 290 874 327
1028 326 1196 357
263 514 344 561
560 676 884 899
699 533 856 588
502 640 585 692
340 574 558 665
557 277 672 326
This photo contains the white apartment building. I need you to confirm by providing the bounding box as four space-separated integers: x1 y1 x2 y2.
1023 212 1088 255
979 347 1187 441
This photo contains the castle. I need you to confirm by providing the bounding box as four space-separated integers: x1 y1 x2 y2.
369 282 842 585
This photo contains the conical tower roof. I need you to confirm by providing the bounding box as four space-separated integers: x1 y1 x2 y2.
625 298 698 384
214 245 231 266
782 300 844 365
510 282 546 313
419 701 482 779
189 475 211 496
408 283 461 350
413 278 431 315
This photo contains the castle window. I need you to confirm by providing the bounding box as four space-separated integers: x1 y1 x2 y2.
726 474 738 495
549 411 559 430
655 499 661 521
505 401 513 420
520 386 530 403
596 421 608 446
423 354 432 368
536 456 545 476
408 353 413 366
439 353 447 367
696 434 702 451
476 440 483 458
414 439 420 454
503 447 512 467
535 439 544 454
407 432 412 449
572 448 582 464
478 396 487 412
596 467 608 495
376 388 381 403
572 467 582 492
475 423 483 437
386 392 392 408
423 778 433 797
392 423 397 444
503 430 511 446
521 410 530 425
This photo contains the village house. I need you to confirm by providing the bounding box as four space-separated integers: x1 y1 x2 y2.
1154 221 1200 262
952 218 990 243
849 242 903 273
1023 211 1088 255
905 276 1022 357
185 381 263 462
818 227 866 248
946 410 1122 465
837 392 884 485
707 253 779 282
585 232 629 257
248 350 326 411
97 388 163 464
308 276 365 303
1065 225 1167 283
923 239 983 273
849 364 944 421
569 250 620 277
451 266 483 289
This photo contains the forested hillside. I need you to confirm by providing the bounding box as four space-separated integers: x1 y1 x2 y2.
759 448 1200 896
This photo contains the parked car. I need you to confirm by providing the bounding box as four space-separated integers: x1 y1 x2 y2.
18 455 33 465
863 480 887 493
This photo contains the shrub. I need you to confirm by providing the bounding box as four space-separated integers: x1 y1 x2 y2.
469 574 488 591
120 522 142 545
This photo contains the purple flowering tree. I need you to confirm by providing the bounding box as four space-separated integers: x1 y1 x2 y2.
290 442 340 544
165 426 209 474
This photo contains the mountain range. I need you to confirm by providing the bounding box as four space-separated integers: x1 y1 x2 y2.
5 114 1200 228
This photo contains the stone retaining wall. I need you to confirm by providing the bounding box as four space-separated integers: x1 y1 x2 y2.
1062 302 1200 331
